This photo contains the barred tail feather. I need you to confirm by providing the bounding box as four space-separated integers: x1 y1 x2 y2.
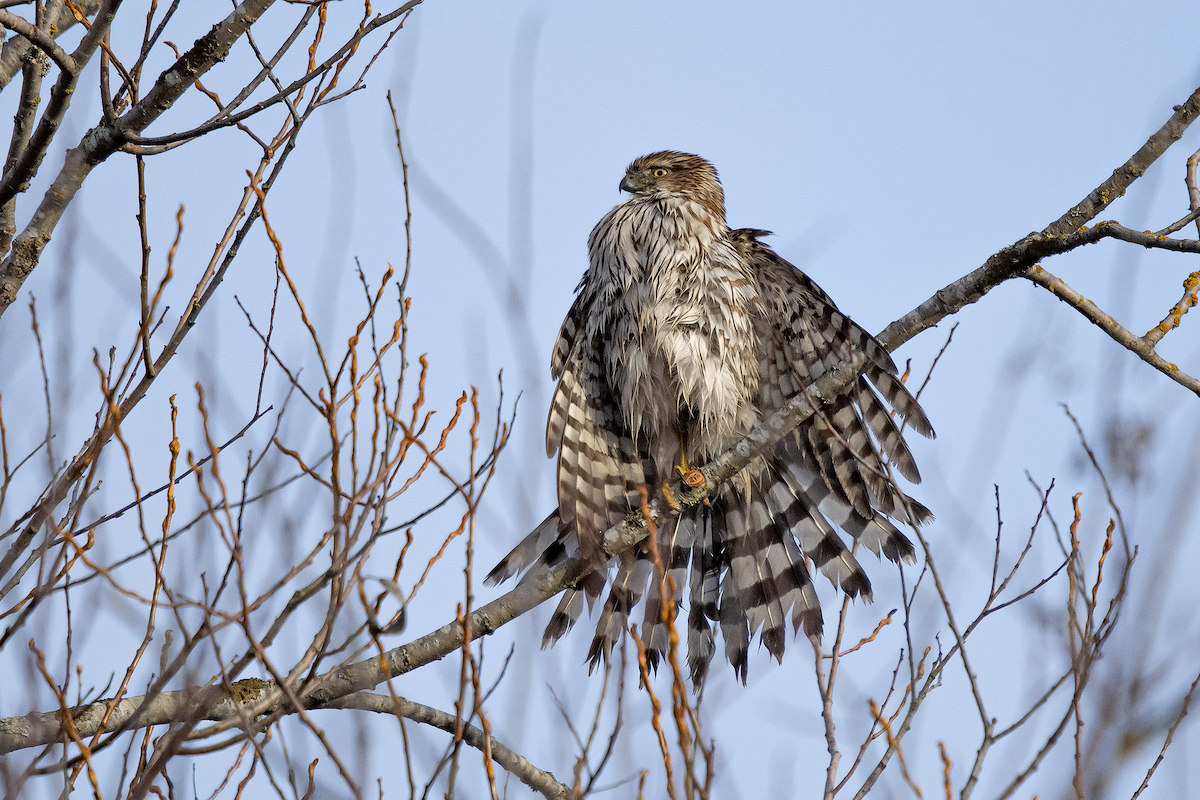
718 569 750 685
687 506 719 685
776 530 823 637
861 515 918 564
715 498 787 681
542 589 584 648
687 603 715 685
541 566 608 647
742 499 789 661
643 515 695 672
781 456 918 564
586 553 653 672
484 512 562 587
706 507 745 683
765 473 870 599
804 408 874 520
825 396 897 521
755 496 824 655
904 498 935 527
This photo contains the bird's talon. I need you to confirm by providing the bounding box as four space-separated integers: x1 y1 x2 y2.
661 482 681 509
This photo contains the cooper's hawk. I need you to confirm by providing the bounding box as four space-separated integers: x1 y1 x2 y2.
487 151 933 683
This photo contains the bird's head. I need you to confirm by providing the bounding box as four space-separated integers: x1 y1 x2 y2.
619 151 726 220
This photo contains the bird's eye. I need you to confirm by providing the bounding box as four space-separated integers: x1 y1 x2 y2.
652 168 667 178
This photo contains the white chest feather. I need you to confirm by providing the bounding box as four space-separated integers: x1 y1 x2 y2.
585 196 761 454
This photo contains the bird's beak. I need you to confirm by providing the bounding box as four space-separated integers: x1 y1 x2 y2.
619 174 638 193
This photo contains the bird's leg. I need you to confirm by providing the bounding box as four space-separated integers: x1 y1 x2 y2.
675 429 706 489
661 429 689 509
663 430 705 508
675 429 691 477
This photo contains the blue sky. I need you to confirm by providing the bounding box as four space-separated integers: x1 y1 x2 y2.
3 2 1200 797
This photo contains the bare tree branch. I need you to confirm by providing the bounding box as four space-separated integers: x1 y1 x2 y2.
330 692 576 800
0 10 77 73
878 83 1200 353
0 0 99 90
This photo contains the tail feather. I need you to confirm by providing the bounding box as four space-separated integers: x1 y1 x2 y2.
542 589 584 648
687 506 718 684
643 515 695 671
716 497 787 680
541 566 608 647
740 499 788 661
804 407 873 520
718 573 750 684
830 394 920 527
774 528 823 637
765 472 870 598
586 553 652 672
825 396 893 520
708 507 746 683
779 439 921 564
859 515 918 564
484 512 562 587
755 495 824 652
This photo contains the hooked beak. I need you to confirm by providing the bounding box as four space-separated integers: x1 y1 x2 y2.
619 175 639 193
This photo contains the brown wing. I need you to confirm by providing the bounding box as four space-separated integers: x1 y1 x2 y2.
735 230 933 437
488 220 937 688
546 320 649 564
734 227 933 539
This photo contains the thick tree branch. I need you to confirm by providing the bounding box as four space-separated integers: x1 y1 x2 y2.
0 0 270 318
0 0 99 90
878 83 1200 352
0 10 78 73
0 0 122 208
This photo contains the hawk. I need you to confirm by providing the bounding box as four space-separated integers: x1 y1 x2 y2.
487 151 933 684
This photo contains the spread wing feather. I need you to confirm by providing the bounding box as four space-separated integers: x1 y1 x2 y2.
486 209 935 688
551 332 648 564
